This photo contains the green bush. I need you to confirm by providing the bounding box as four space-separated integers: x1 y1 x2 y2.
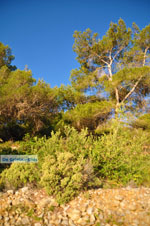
0 163 40 190
0 125 150 203
132 113 150 131
0 141 24 174
91 119 150 185
40 151 98 204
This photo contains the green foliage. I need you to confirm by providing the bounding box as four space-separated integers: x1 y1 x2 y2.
0 42 16 70
0 66 59 140
105 66 150 107
0 163 40 190
1 20 150 204
40 151 93 204
71 19 150 113
56 84 86 110
0 127 99 203
132 113 150 131
91 118 150 185
0 140 26 173
57 101 113 132
1 125 150 203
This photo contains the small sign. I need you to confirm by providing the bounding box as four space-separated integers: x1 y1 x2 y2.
0 155 38 163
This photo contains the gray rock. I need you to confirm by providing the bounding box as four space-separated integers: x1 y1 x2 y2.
0 192 4 197
7 190 14 195
44 219 49 224
68 218 77 226
38 197 56 208
4 223 10 226
24 198 35 207
87 207 93 215
76 218 87 225
90 214 95 223
61 219 69 225
115 195 124 201
128 204 137 211
21 217 30 225
98 213 104 220
21 187 29 193
68 210 81 221
4 216 9 222
38 212 44 218
34 223 42 226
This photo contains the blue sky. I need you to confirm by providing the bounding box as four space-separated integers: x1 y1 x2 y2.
0 0 150 87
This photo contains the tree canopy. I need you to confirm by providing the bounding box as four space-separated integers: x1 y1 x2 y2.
71 19 150 113
0 19 150 140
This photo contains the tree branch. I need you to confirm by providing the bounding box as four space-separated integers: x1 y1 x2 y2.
115 87 120 105
91 52 109 65
121 75 143 104
143 46 149 66
112 47 124 62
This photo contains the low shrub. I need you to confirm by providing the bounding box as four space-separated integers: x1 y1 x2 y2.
0 163 40 190
40 151 99 204
0 124 150 203
91 119 150 185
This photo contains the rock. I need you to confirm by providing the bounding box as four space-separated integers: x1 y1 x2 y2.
98 213 104 220
90 214 95 223
68 219 76 226
7 200 12 205
76 217 87 225
34 223 42 226
12 199 20 205
120 200 126 208
61 219 69 225
44 218 49 224
4 223 10 226
113 200 120 206
21 217 30 225
47 212 51 219
4 216 9 222
4 211 9 216
82 215 89 221
21 187 29 193
87 207 93 215
68 211 81 221
55 218 62 224
38 212 44 218
128 204 137 211
0 186 150 226
38 197 56 208
24 198 35 207
115 195 124 201
7 190 14 195
0 192 4 197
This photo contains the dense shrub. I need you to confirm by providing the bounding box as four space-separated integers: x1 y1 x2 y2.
0 124 150 203
0 141 24 173
91 120 150 185
40 152 98 204
0 163 40 190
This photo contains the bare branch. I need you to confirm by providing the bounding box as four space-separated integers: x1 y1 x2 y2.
143 46 149 66
121 75 143 104
91 52 109 65
115 88 120 105
112 47 124 62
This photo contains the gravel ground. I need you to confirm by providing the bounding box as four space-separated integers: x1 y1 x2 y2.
0 186 150 226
